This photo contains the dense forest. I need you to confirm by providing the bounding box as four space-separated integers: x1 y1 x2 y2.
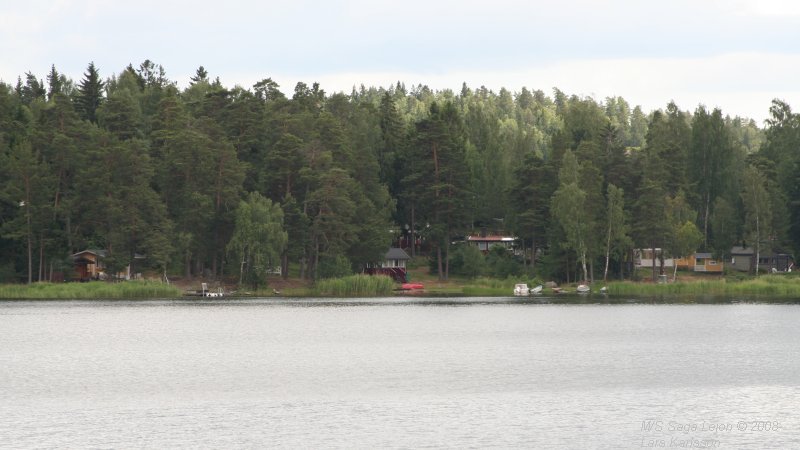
1 61 797 286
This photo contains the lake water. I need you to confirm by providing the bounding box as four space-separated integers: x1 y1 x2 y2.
1 297 799 449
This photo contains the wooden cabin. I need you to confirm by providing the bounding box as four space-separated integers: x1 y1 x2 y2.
72 250 106 281
363 248 411 282
467 235 516 254
675 253 723 273
730 246 794 273
72 249 140 281
634 248 675 268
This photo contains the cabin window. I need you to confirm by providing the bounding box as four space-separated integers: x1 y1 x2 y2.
478 242 487 251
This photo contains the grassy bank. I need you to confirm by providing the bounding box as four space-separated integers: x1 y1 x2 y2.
0 281 182 299
459 277 543 296
312 274 396 297
606 275 800 298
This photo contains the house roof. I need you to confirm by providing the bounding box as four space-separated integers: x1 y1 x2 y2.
731 247 794 258
71 249 108 259
71 249 145 260
385 248 410 260
467 235 516 242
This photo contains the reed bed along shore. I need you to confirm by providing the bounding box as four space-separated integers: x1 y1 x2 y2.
605 275 800 297
0 281 182 299
312 274 396 297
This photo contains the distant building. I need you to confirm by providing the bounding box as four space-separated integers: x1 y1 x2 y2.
466 235 516 253
675 253 723 273
363 248 411 282
72 249 142 281
634 248 675 268
730 246 794 273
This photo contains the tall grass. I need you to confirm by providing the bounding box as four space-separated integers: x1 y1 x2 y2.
0 281 182 299
312 275 395 297
606 275 800 297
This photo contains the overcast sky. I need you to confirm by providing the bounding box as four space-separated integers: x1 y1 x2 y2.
2 0 799 122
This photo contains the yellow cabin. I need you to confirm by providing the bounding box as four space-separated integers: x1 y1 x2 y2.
675 253 723 273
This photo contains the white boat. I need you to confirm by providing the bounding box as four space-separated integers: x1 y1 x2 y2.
201 283 224 298
530 285 543 294
513 283 530 296
576 284 590 294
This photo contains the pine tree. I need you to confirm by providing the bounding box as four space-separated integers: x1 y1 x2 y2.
190 66 209 85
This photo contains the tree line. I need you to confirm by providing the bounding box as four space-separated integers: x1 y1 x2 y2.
0 61 794 285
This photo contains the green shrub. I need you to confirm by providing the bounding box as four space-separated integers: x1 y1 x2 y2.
441 244 487 278
318 254 353 279
486 246 522 278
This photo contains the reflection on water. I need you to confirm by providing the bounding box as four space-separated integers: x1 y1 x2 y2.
1 299 799 448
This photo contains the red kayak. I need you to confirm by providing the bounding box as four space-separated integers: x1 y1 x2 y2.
400 283 425 290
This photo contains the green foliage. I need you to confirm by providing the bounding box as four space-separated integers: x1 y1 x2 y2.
710 197 738 259
761 100 800 253
674 221 703 257
552 149 590 281
0 281 181 299
603 184 631 281
740 165 772 273
312 274 394 296
75 62 104 123
318 254 352 279
485 246 522 278
605 275 800 298
446 244 487 278
688 106 743 247
0 64 793 290
228 192 287 288
459 245 488 278
403 101 469 279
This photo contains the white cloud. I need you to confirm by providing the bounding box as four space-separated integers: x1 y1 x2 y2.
725 0 800 16
3 1 800 124
214 52 799 122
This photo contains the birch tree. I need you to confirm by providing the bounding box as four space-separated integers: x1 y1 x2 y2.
227 192 287 287
741 166 771 275
603 184 630 281
552 150 589 283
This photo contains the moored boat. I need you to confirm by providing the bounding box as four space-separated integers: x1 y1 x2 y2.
513 283 530 296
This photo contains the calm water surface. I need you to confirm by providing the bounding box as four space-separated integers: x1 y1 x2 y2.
1 297 799 448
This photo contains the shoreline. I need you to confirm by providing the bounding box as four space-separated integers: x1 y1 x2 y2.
4 275 800 301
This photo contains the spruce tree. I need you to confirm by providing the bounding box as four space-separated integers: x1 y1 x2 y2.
75 62 105 123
